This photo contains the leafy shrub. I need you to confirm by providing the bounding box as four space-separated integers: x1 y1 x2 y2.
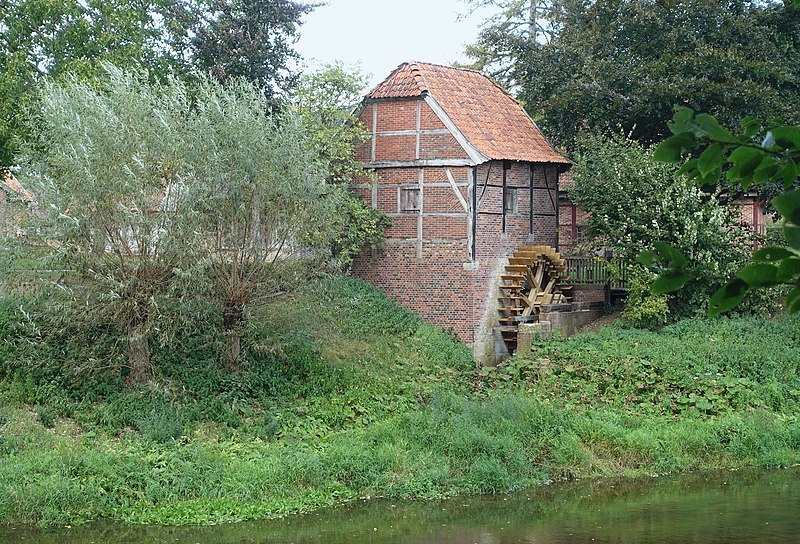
570 131 753 319
35 407 56 429
621 266 669 329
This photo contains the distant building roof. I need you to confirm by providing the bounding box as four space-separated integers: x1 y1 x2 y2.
366 61 569 165
1 172 33 203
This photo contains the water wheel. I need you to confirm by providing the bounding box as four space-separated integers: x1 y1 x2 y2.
497 245 572 353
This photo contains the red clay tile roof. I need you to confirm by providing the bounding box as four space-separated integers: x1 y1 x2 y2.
1 172 33 202
367 61 569 165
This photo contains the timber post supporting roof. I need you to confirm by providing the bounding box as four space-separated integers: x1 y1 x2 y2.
365 61 569 167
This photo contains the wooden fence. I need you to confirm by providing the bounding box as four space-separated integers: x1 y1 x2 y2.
565 256 629 290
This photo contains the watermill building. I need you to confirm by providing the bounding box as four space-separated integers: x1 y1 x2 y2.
350 61 570 362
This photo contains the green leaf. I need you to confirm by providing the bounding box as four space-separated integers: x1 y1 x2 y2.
777 257 800 283
699 167 722 190
752 246 796 262
695 114 735 141
770 127 800 150
788 285 800 314
740 117 761 139
708 278 749 317
777 160 798 189
727 146 765 179
652 269 692 294
753 156 779 184
697 143 724 177
654 241 687 267
653 133 696 163
677 158 699 177
736 263 779 287
786 225 800 250
668 106 695 135
637 250 656 268
772 189 800 224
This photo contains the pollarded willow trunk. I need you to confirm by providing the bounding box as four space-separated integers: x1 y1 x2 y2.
223 304 244 374
127 319 152 385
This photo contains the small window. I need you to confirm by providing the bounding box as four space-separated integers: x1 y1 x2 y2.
400 187 420 213
504 187 518 214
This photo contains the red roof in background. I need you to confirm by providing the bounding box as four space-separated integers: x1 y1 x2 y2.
367 61 569 165
2 172 33 202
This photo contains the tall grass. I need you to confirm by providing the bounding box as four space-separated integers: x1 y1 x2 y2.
1 281 800 526
1 392 798 526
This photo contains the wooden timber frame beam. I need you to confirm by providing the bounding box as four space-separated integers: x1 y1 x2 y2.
469 167 476 261
555 169 560 250
543 166 557 249
529 163 535 235
502 160 510 233
524 164 561 250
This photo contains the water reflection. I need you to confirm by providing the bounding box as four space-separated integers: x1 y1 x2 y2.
2 467 798 543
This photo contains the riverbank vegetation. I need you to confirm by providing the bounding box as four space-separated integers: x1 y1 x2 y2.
1 278 798 527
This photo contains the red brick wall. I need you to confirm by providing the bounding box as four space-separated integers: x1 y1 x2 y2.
354 98 468 164
351 97 561 349
559 202 590 252
351 162 473 340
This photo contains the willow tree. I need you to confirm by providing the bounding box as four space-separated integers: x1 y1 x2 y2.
24 67 192 384
183 77 350 373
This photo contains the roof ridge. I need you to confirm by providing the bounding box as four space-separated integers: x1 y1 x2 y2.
406 60 484 75
405 61 429 94
410 60 524 109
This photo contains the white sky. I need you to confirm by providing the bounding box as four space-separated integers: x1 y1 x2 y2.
294 0 493 90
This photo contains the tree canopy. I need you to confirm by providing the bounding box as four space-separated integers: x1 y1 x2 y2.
468 0 800 150
0 0 317 168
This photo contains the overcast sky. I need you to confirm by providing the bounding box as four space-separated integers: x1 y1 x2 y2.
294 0 493 90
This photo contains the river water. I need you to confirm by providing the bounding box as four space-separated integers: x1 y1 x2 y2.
2 467 798 543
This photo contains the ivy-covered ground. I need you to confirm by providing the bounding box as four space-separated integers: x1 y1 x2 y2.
1 278 799 527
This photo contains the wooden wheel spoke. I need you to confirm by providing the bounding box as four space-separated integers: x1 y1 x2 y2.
498 246 572 355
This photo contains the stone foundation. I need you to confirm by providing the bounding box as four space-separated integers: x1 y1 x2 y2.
493 300 605 360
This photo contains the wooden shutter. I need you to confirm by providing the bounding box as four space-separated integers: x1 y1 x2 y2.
400 187 420 212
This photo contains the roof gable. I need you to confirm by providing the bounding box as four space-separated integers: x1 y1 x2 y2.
367 62 568 165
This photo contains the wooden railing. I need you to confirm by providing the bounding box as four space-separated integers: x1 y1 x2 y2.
565 256 629 290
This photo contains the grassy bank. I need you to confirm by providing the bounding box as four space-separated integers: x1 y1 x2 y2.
1 278 799 527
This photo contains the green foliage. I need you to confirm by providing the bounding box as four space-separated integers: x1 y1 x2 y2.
652 107 800 315
187 0 316 92
621 266 669 329
0 0 186 167
20 66 196 382
570 131 753 318
326 192 391 265
0 0 318 165
480 315 800 417
2 385 799 526
16 66 383 377
291 64 389 266
3 280 800 526
293 63 369 183
136 403 185 444
469 0 800 150
0 276 471 441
